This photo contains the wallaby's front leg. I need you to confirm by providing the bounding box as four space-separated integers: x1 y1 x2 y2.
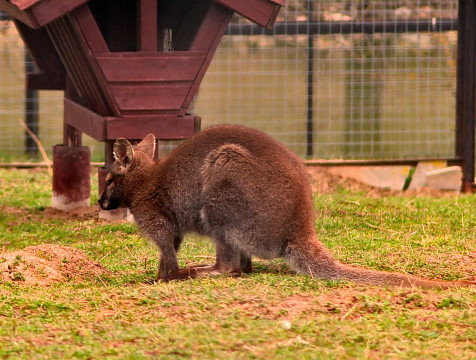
138 217 181 281
157 235 182 279
156 239 180 281
158 253 178 280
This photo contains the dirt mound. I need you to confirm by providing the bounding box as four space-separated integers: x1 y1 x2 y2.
0 244 108 286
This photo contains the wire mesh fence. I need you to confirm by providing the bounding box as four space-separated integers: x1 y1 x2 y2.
0 0 458 162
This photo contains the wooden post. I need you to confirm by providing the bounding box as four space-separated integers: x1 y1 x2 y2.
52 78 91 210
138 0 158 51
52 145 91 210
455 0 476 192
63 79 83 148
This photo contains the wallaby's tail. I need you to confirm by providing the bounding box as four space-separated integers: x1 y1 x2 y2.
285 237 475 289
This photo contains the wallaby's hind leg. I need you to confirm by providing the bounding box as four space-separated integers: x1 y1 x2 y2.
212 239 243 276
240 252 252 273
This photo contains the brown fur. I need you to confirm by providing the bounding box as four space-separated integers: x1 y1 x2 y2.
98 125 474 288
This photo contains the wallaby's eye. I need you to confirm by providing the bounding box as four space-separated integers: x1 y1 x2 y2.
105 174 114 186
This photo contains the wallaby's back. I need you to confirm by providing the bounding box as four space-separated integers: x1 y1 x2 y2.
157 125 315 248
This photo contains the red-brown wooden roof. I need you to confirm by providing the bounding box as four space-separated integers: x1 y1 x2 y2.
0 0 89 28
8 0 41 10
215 0 284 27
1 0 286 28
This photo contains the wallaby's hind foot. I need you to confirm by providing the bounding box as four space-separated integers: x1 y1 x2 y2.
157 264 217 282
157 248 251 282
158 264 243 282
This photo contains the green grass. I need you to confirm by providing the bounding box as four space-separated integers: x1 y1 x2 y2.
0 168 475 359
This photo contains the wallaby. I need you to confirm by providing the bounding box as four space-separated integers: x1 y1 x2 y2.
98 125 474 288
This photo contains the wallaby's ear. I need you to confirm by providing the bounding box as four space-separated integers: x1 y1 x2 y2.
113 138 134 172
136 133 156 159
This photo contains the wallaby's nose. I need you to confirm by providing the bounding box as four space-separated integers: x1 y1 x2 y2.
98 198 108 210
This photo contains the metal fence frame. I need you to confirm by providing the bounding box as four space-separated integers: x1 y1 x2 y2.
226 6 458 160
455 0 476 191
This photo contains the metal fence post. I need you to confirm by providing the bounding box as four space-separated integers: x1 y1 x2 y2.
24 50 39 156
305 0 314 158
456 0 476 192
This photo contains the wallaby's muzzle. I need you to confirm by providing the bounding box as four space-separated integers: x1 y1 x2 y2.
98 194 119 211
97 196 109 210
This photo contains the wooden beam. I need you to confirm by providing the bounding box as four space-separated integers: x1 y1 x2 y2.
73 4 109 54
64 98 197 141
172 0 213 51
138 0 158 51
106 115 197 140
109 83 191 112
96 52 206 82
27 73 65 90
180 3 232 114
50 13 120 116
189 3 231 52
64 98 106 141
13 19 66 88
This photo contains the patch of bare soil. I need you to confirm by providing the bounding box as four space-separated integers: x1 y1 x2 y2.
307 166 460 197
40 205 100 220
265 294 318 320
230 287 475 322
2 205 100 222
307 166 386 195
426 252 476 281
403 187 460 198
0 244 108 286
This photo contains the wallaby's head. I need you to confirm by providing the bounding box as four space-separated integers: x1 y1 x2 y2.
98 134 156 211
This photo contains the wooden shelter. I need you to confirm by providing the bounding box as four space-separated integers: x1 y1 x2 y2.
0 0 285 211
